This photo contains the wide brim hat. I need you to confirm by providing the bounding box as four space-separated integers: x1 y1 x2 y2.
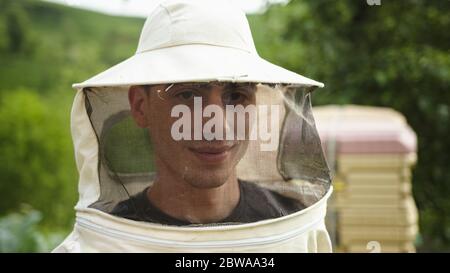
73 0 324 89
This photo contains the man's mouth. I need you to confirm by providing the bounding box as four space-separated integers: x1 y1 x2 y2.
188 145 234 164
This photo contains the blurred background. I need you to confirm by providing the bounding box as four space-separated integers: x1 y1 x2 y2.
0 0 448 252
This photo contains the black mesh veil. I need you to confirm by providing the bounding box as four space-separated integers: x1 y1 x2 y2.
82 83 331 225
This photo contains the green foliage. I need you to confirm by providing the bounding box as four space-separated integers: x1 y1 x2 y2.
249 0 449 251
0 208 65 252
0 89 77 228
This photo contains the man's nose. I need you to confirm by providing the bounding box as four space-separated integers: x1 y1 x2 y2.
201 87 232 141
203 87 224 107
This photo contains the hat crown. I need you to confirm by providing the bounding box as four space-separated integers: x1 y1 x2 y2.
136 0 258 55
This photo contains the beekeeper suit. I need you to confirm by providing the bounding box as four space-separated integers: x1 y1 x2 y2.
53 0 333 253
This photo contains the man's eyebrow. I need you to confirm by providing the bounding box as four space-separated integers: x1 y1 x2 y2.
173 83 209 89
186 82 256 89
141 84 169 92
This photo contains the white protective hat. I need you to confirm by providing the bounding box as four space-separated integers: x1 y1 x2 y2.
73 0 324 89
55 0 333 253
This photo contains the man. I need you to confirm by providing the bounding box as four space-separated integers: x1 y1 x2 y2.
53 0 332 253
111 82 305 225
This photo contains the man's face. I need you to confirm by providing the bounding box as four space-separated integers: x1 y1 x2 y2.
129 82 257 189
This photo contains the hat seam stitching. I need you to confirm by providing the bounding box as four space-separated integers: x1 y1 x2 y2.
136 42 253 56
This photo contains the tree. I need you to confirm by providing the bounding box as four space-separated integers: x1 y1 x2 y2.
0 0 36 55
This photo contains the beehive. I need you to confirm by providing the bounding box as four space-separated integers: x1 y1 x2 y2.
313 105 419 253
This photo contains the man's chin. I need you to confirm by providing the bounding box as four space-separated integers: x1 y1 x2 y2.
184 172 233 189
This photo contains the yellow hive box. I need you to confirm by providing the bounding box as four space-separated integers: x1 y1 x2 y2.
339 224 418 244
345 170 411 187
337 197 414 209
339 197 418 226
345 181 411 196
338 154 416 174
343 194 410 207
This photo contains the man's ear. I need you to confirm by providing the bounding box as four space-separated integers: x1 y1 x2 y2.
129 85 150 128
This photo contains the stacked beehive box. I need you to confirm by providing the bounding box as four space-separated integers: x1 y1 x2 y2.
313 105 419 253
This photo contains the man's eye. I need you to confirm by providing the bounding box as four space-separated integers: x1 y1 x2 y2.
223 92 246 105
176 90 195 100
